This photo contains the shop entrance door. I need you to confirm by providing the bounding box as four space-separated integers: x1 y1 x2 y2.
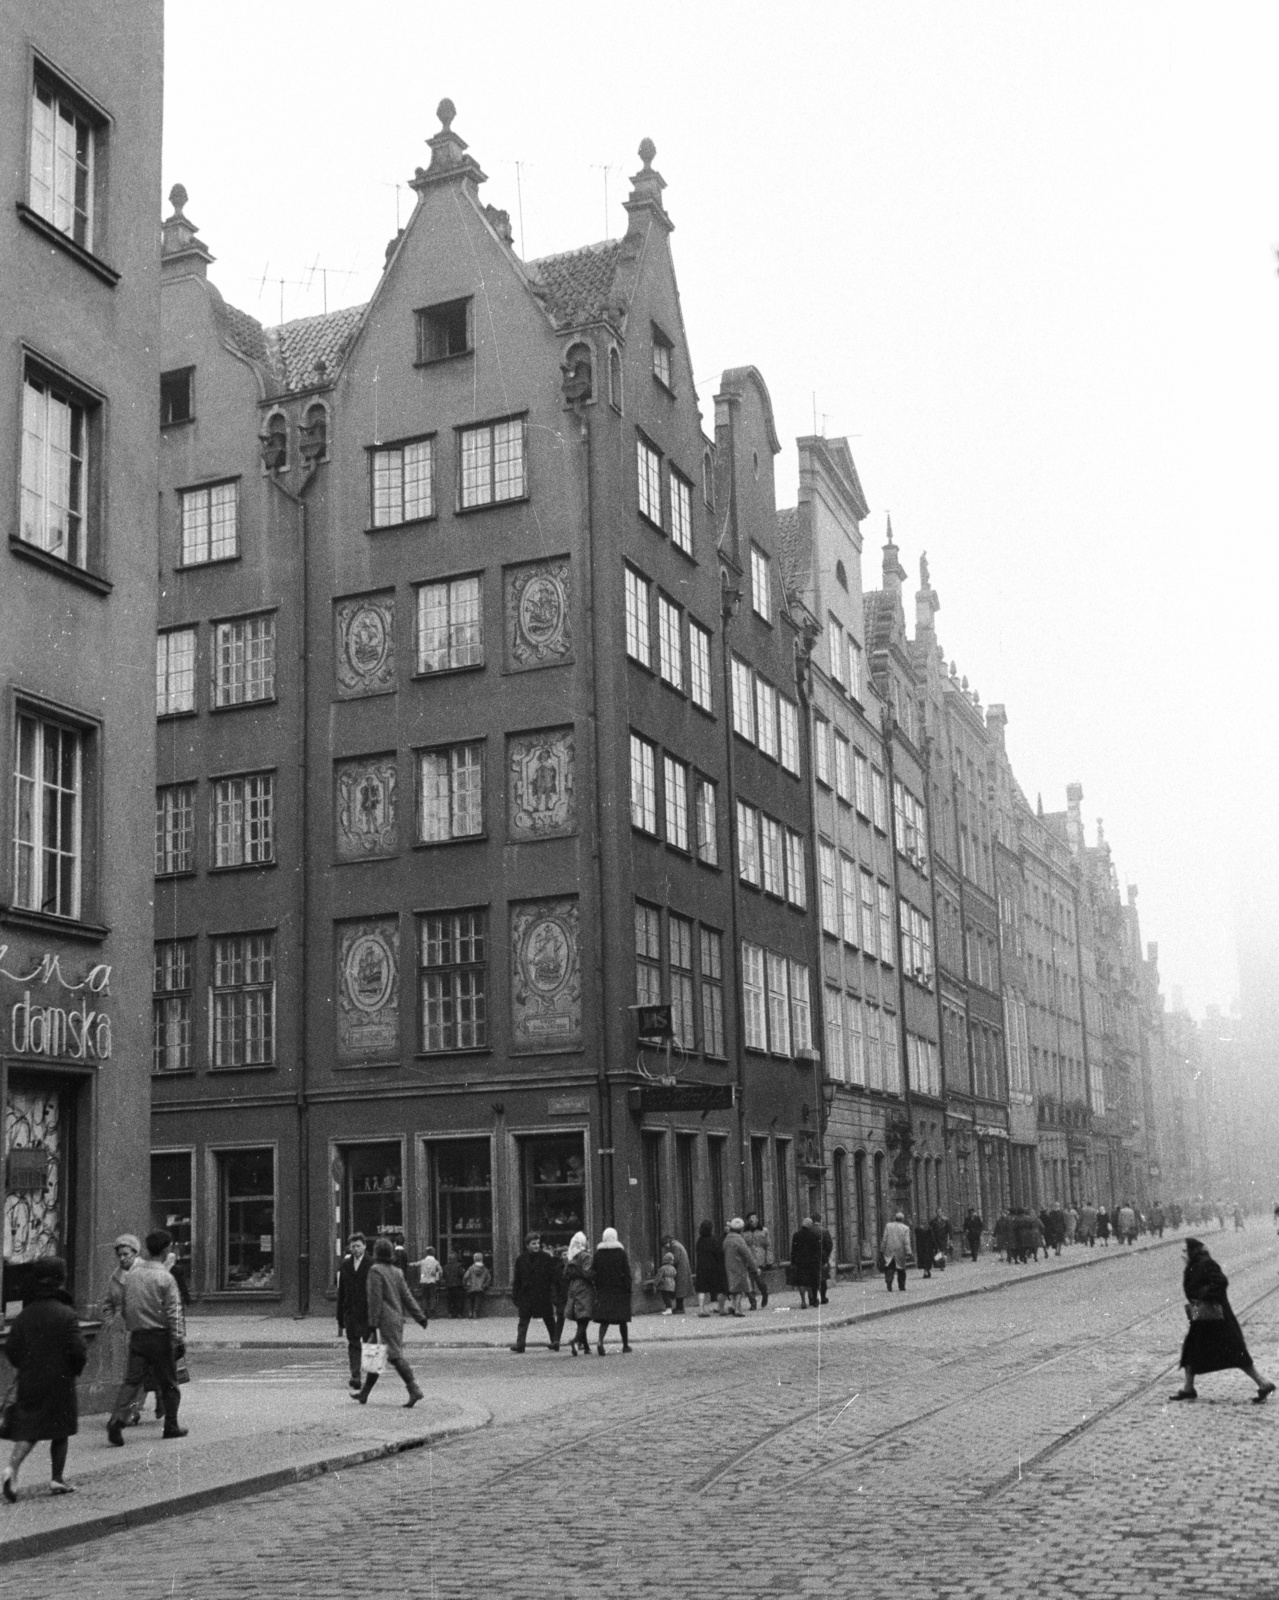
4 1075 72 1308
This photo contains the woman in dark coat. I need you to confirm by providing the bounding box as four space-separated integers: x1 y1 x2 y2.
590 1228 633 1354
790 1218 823 1308
694 1219 727 1316
1171 1237 1275 1403
562 1232 595 1355
3 1257 86 1499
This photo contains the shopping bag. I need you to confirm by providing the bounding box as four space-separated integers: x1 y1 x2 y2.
360 1333 386 1375
175 1358 191 1385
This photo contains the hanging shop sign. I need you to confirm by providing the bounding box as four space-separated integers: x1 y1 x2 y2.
0 946 112 1062
630 1083 734 1114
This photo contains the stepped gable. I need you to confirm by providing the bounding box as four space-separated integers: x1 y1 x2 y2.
526 239 626 329
267 303 367 393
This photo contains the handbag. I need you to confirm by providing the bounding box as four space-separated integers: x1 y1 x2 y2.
175 1358 191 1385
360 1332 387 1375
1187 1301 1224 1323
0 1384 16 1442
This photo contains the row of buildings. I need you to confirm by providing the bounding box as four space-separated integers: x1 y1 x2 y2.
3 6 1263 1329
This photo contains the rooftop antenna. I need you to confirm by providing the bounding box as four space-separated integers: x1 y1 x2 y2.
593 163 613 239
514 161 526 258
384 181 404 231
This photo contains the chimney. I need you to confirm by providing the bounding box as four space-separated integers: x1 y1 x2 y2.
986 704 1007 750
915 550 940 640
1065 783 1083 853
624 138 672 239
410 99 487 197
161 185 213 276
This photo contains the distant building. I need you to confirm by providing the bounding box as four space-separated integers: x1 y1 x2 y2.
1 1 162 1324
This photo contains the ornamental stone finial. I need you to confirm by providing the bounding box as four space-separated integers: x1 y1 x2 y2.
437 98 456 131
638 137 656 169
168 183 188 216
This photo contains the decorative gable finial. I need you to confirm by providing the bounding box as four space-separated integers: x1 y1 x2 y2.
168 183 189 217
437 98 456 131
638 137 656 170
161 182 213 272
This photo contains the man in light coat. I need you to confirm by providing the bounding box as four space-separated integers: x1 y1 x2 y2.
106 1229 186 1445
881 1211 912 1292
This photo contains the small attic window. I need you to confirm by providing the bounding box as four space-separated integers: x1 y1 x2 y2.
835 560 848 591
161 367 193 428
416 298 472 363
651 325 673 390
260 409 288 472
609 347 622 412
300 401 329 465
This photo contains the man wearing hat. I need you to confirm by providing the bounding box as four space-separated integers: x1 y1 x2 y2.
105 1229 187 1446
100 1235 144 1427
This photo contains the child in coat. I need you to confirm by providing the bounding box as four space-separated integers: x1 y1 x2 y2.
415 1247 443 1318
462 1253 492 1318
656 1251 677 1313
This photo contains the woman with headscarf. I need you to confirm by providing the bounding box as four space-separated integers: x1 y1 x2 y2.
3 1257 87 1500
721 1219 755 1317
694 1219 728 1316
661 1234 693 1313
1171 1237 1275 1403
355 1237 427 1406
591 1228 633 1354
562 1231 595 1356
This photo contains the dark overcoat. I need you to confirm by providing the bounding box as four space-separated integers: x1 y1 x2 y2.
694 1233 728 1296
591 1246 633 1323
511 1248 557 1316
336 1252 371 1332
790 1226 822 1291
1180 1253 1251 1374
4 1288 87 1441
562 1255 595 1322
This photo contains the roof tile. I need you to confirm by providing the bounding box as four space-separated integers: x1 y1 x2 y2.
526 240 626 329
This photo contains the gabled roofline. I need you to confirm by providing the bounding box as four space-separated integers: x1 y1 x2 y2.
717 366 782 454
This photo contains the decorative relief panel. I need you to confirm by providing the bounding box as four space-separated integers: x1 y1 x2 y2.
335 755 398 861
335 592 396 697
504 558 573 672
508 728 576 841
510 897 581 1053
336 917 400 1063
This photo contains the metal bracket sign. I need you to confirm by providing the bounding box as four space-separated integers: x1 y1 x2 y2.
631 1003 673 1041
634 1083 734 1113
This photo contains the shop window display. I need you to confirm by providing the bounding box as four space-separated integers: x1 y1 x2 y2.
151 1151 193 1298
522 1133 585 1251
219 1147 275 1291
432 1139 492 1269
344 1143 404 1249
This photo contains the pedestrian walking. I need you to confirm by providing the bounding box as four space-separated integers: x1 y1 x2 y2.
1232 1204 1244 1232
931 1209 952 1264
1078 1202 1097 1247
881 1212 912 1291
812 1213 834 1301
1065 1206 1078 1246
563 1232 595 1353
1170 1238 1275 1404
463 1253 491 1318
356 1238 427 1406
1118 1203 1136 1246
1096 1207 1110 1246
336 1232 372 1392
99 1234 143 1425
105 1230 186 1446
694 1220 728 1316
722 1219 755 1316
662 1235 693 1313
1151 1203 1165 1239
963 1208 983 1262
414 1246 442 1317
442 1249 466 1318
549 1246 569 1347
992 1210 1012 1262
656 1252 677 1312
591 1228 633 1354
742 1212 772 1309
2 1257 86 1501
915 1219 936 1279
790 1217 823 1308
510 1232 560 1352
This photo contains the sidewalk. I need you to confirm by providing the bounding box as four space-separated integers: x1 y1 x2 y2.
0 1372 489 1563
186 1230 1191 1352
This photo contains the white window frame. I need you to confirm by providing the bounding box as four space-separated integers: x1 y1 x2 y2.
657 595 684 689
818 842 839 936
695 776 719 866
13 712 83 919
765 952 791 1056
458 416 526 509
736 801 761 886
181 480 238 566
789 961 812 1053
212 614 276 708
760 815 784 896
371 436 434 526
418 742 484 842
778 698 800 775
742 943 766 1051
625 567 651 667
839 856 859 947
834 734 851 801
750 546 771 623
209 933 276 1068
630 734 657 833
730 656 754 740
755 678 779 759
417 574 483 673
669 468 693 556
29 75 96 251
155 782 196 876
156 628 196 716
212 773 274 868
814 719 831 786
785 829 806 908
663 755 689 851
637 438 662 525
20 369 89 568
689 621 713 712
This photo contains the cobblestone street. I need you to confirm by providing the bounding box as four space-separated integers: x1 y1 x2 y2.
6 1230 1276 1599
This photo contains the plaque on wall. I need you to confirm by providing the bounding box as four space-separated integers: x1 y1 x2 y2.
335 755 398 860
510 897 581 1052
335 592 396 697
504 558 573 672
508 727 576 841
336 918 400 1062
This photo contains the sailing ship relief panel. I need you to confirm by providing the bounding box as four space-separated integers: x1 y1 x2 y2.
335 591 397 697
335 917 400 1063
504 558 573 672
510 897 581 1053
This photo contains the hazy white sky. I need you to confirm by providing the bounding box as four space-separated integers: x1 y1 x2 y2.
163 1 1279 1017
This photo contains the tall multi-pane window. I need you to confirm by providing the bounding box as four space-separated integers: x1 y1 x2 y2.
750 546 771 622
155 783 195 875
854 752 870 815
839 856 859 946
814 719 831 785
785 830 806 908
736 801 761 886
864 1006 882 1091
181 481 238 565
755 679 778 759
29 79 94 248
213 774 274 867
371 437 433 525
635 903 662 1005
13 714 82 919
834 734 851 801
418 743 484 841
21 372 88 567
828 617 845 687
878 882 894 967
637 439 662 524
625 568 651 666
669 915 695 1048
742 943 766 1050
689 621 712 712
663 756 689 851
818 842 838 935
213 614 275 707
651 331 673 389
882 1014 901 1092
420 911 487 1051
669 470 692 555
860 871 878 959
418 575 483 672
846 995 866 1085
790 962 812 1052
695 776 718 865
153 940 193 1073
459 417 525 507
657 596 683 689
156 629 196 716
730 657 754 739
765 953 791 1056
700 927 725 1056
211 934 275 1067
760 815 784 896
848 639 864 700
871 768 888 831
826 988 846 1081
630 735 657 832
778 699 800 775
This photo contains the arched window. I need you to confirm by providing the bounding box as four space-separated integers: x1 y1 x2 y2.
872 1151 886 1247
300 401 328 465
835 559 848 591
260 408 287 472
608 346 622 412
853 1150 869 1257
833 1149 849 1265
561 341 593 405
702 449 714 509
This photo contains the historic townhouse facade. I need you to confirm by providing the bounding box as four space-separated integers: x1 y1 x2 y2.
151 107 814 1313
1 1 162 1346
